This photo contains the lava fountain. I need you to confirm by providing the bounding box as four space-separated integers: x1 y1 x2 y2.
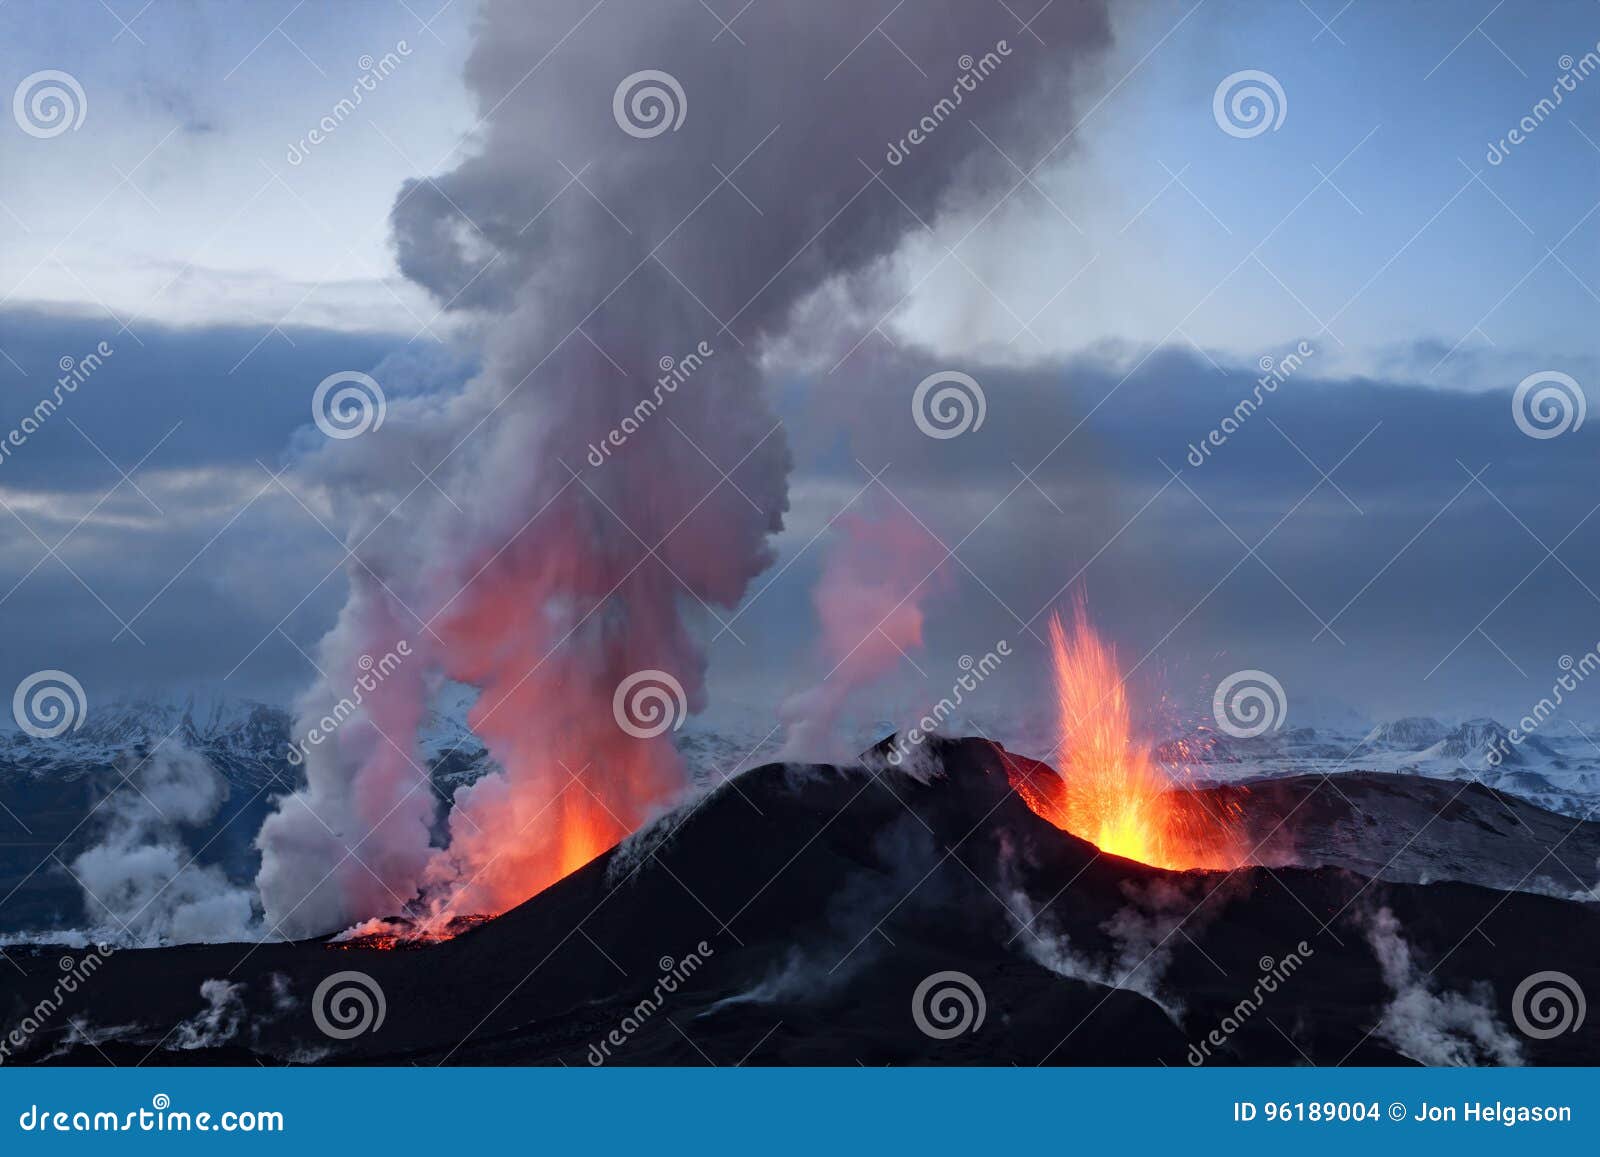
1014 602 1245 870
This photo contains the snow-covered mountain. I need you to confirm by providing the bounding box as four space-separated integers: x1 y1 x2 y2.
10 692 1599 816
1150 723 1368 769
1362 715 1448 750
1169 715 1600 818
0 691 788 796
1421 716 1559 765
0 697 297 789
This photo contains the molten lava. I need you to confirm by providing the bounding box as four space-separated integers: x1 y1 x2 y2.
330 914 492 950
1020 603 1244 870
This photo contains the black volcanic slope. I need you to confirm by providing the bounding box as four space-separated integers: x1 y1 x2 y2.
1198 771 1600 897
4 738 1597 1066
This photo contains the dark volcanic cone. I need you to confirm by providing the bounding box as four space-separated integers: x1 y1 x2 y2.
7 737 1597 1066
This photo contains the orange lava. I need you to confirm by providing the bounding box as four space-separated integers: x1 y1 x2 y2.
330 914 492 950
1026 602 1244 870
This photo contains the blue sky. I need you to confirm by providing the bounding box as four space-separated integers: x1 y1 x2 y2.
1 0 473 333
892 0 1599 382
1 0 1597 734
3 1 1594 363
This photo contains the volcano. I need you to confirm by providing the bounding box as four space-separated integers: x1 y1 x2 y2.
4 736 1596 1067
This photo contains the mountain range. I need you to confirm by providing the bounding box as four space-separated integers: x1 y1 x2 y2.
3 695 1596 939
1150 715 1600 819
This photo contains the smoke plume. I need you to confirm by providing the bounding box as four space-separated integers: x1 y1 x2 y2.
779 501 947 759
256 0 1113 936
1007 873 1212 1022
173 979 247 1050
72 743 257 946
1364 906 1522 1066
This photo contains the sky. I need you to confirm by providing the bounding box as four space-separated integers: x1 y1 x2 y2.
1 0 1598 741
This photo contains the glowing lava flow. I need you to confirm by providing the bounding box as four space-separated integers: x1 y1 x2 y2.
1019 604 1244 870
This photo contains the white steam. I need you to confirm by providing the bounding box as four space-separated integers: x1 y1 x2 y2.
71 742 257 946
173 978 247 1050
1365 906 1522 1066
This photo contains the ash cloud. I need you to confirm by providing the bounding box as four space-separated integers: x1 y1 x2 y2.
255 0 1115 936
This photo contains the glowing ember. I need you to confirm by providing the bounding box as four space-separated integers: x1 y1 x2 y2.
1021 601 1244 870
330 914 492 951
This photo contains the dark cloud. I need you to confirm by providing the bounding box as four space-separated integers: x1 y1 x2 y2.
2 301 1592 733
709 343 1600 729
0 307 399 488
0 307 451 706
